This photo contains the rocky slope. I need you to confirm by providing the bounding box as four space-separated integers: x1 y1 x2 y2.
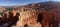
0 1 60 27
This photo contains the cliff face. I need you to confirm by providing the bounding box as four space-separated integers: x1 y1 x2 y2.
8 1 60 27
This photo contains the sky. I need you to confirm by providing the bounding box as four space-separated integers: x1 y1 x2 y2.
0 0 60 6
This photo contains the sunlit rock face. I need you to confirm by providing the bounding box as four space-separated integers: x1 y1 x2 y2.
15 9 39 27
12 10 17 16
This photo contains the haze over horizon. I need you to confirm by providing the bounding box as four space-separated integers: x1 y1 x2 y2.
0 0 60 6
